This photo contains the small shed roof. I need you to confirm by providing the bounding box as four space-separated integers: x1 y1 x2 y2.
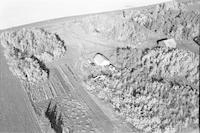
163 38 177 48
93 53 110 66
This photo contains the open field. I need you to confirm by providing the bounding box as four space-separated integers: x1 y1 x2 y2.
0 44 42 132
0 0 199 133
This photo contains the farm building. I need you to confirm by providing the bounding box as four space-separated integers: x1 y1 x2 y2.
93 53 110 66
163 38 177 48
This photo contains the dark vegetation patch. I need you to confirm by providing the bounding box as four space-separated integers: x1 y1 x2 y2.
45 101 63 133
0 28 66 84
132 1 200 40
86 46 199 133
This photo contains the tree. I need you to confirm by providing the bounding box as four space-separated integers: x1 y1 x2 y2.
0 28 66 84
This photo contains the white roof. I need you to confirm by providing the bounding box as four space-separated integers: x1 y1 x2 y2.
93 53 110 66
164 38 177 48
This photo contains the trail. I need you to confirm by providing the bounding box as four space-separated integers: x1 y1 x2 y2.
56 65 115 133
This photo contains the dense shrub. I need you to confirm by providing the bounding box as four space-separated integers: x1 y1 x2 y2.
8 57 48 83
132 2 200 40
87 46 199 133
0 28 66 62
0 28 66 84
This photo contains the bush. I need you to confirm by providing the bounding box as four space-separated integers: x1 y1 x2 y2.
87 46 199 133
0 28 66 84
0 28 66 62
132 2 200 40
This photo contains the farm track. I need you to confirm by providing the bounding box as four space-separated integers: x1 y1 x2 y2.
49 74 66 97
55 65 115 133
47 25 135 132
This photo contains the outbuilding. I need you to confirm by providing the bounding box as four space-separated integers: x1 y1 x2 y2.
163 38 177 48
93 53 110 66
157 38 177 48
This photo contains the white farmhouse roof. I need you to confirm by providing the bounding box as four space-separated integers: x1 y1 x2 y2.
164 38 177 48
93 53 110 66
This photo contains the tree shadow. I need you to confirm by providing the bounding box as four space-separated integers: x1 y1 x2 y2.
55 34 67 51
31 55 50 77
45 101 63 133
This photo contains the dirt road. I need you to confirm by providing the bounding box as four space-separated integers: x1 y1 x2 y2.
56 65 115 133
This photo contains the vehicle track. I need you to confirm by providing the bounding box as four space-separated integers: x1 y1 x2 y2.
55 65 115 133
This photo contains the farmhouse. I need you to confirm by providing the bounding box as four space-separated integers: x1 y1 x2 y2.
163 38 177 48
93 53 110 66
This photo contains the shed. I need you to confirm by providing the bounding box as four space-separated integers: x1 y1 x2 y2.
163 38 177 48
93 53 110 66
